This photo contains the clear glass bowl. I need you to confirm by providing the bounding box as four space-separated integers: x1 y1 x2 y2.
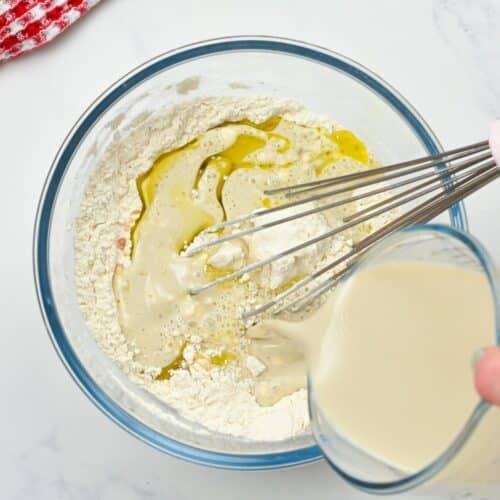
33 36 467 470
309 224 500 496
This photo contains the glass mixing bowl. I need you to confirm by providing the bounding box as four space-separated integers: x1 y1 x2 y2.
33 36 467 470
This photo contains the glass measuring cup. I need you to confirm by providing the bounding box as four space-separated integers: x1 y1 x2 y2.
308 223 500 498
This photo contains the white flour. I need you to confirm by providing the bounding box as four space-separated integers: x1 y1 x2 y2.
75 96 369 440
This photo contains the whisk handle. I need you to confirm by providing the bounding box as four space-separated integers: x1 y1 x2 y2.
490 120 500 167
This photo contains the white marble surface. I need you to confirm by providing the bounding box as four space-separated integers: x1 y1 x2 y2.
1 1 500 499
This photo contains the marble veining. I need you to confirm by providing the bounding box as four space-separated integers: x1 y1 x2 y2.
433 0 500 116
2 0 499 499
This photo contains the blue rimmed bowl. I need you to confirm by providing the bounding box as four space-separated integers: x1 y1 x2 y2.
33 36 467 470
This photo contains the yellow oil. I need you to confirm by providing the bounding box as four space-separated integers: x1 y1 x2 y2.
218 133 267 165
273 275 306 295
170 186 215 252
314 130 369 174
268 132 291 153
130 140 215 254
314 149 344 175
209 351 237 366
131 141 195 252
195 133 266 201
203 263 238 289
156 342 187 380
328 129 369 164
261 197 273 208
130 117 370 258
234 115 281 131
156 343 237 379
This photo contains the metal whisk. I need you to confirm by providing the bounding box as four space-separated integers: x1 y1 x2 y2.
185 124 500 319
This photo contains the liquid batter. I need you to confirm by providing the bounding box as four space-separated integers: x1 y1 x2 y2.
113 115 375 406
312 261 494 472
252 261 496 473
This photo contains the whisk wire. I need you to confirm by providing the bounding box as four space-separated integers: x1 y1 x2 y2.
185 150 492 257
185 138 498 317
264 140 489 196
268 160 499 317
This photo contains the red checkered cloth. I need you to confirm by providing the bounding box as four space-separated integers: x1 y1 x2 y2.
0 0 100 62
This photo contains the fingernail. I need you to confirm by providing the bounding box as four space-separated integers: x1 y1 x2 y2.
471 347 486 369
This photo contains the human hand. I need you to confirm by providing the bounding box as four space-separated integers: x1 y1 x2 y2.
474 346 500 405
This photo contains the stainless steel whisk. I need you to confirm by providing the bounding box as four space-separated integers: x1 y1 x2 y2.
185 124 500 319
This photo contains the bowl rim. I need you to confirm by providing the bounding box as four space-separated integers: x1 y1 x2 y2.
33 35 468 470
